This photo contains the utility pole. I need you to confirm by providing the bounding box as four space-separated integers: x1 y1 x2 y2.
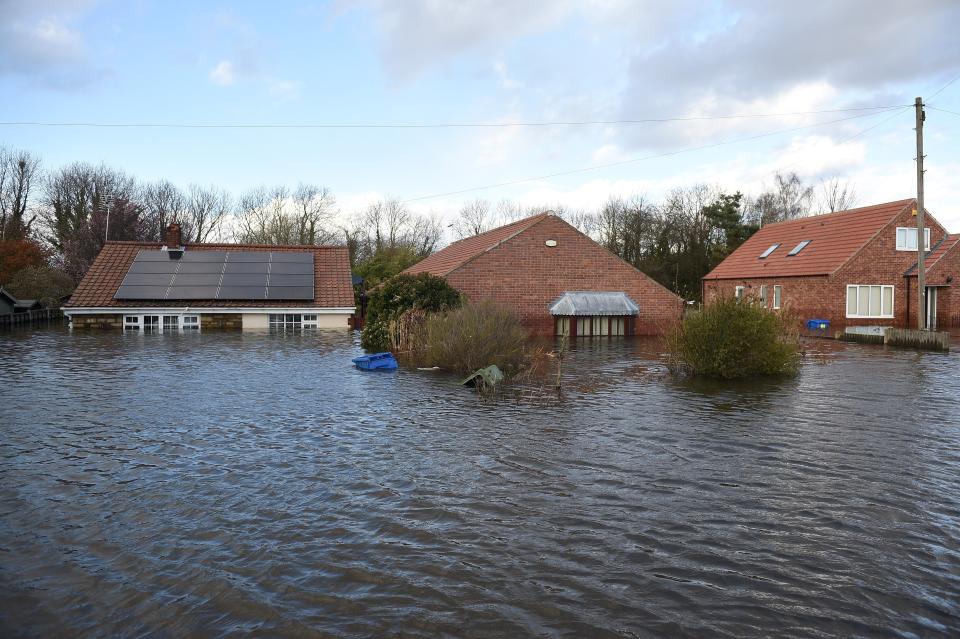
915 97 926 330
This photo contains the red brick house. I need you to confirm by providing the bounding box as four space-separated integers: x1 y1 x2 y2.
703 199 960 331
403 213 683 336
64 224 355 331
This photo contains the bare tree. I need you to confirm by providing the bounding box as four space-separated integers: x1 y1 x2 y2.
0 147 41 240
816 178 857 214
291 183 338 244
745 171 815 226
185 184 230 243
451 198 493 239
141 180 187 241
348 198 442 270
235 183 338 245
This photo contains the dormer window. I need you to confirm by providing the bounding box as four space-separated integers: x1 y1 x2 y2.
758 243 780 259
787 240 811 256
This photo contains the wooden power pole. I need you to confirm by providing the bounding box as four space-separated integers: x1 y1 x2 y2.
915 97 926 330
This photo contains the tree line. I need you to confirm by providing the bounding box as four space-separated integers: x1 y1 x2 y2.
0 143 855 306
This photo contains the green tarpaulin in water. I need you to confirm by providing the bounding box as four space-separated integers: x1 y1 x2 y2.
460 365 504 387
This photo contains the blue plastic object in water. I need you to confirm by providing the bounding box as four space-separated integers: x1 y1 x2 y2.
352 352 398 370
806 319 830 331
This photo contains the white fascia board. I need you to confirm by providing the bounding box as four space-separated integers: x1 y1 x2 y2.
62 306 356 315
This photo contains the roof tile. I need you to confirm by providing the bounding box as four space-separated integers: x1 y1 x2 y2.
704 199 915 279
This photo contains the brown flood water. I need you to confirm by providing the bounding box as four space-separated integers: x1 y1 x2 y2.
1 327 959 637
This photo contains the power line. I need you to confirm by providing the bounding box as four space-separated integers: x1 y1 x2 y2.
0 104 908 130
928 72 960 101
400 107 905 203
928 106 960 117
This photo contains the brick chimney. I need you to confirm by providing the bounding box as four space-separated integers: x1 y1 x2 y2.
164 222 183 248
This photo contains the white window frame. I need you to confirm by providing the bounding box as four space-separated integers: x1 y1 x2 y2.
759 285 768 306
773 285 782 310
269 313 318 330
123 313 200 332
846 285 894 319
895 227 931 252
734 286 745 300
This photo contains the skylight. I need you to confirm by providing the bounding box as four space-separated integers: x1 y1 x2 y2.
758 243 780 259
787 240 811 256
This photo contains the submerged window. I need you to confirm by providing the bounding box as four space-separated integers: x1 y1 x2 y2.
787 240 811 256
124 314 199 332
270 313 318 331
557 315 625 337
895 227 931 251
846 285 893 318
759 243 780 259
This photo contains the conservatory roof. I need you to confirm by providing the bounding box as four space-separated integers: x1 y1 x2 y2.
549 291 639 316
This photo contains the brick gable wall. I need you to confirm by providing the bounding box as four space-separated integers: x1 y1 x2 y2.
444 216 683 335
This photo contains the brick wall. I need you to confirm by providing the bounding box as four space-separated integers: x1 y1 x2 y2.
201 313 242 330
445 216 684 335
704 207 953 331
70 314 123 329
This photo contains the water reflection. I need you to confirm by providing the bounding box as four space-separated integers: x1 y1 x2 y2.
1 328 959 637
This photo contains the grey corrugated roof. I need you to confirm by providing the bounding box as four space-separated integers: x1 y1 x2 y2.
549 291 639 316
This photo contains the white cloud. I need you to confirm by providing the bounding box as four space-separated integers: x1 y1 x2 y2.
0 0 103 88
493 61 521 90
209 60 236 86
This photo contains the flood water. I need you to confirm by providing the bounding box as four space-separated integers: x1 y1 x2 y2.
1 327 959 638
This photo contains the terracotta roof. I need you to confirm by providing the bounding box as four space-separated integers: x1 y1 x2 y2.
65 241 354 308
905 233 960 276
403 213 550 277
704 199 916 280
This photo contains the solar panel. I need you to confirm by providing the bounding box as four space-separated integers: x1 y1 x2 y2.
271 252 313 263
120 273 176 286
180 251 228 262
221 273 268 286
115 249 315 301
128 260 179 274
265 286 314 300
166 286 221 299
270 262 313 275
218 286 268 299
222 261 270 274
268 273 313 286
171 273 221 286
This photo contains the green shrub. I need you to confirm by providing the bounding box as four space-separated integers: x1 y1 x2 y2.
411 299 531 374
5 265 75 308
361 273 461 351
668 296 800 379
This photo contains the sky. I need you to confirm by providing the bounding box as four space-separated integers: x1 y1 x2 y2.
2 0 960 234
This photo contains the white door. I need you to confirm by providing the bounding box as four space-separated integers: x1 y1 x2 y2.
926 287 938 330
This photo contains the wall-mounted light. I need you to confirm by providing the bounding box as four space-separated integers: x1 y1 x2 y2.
545 239 557 247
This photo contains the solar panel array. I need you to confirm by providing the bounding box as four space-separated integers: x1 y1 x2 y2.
114 250 315 301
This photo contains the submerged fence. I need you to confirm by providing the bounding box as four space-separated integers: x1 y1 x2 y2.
0 308 62 329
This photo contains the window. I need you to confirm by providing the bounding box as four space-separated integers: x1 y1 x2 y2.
759 243 780 259
124 314 200 332
559 315 625 337
787 240 811 256
759 285 768 306
896 227 931 251
735 286 745 300
846 285 893 318
270 313 316 331
773 286 782 310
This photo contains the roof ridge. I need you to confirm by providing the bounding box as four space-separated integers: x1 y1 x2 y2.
104 240 347 250
756 198 915 230
444 212 549 247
